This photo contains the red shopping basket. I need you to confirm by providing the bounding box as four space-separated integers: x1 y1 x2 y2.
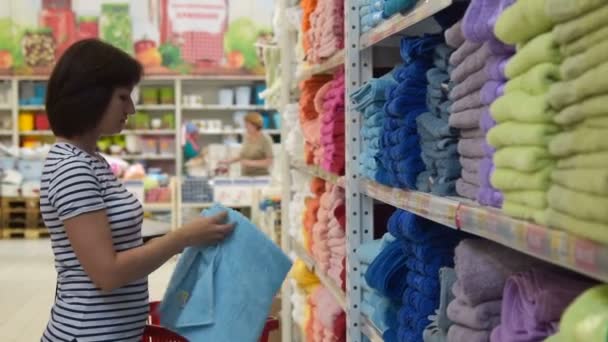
143 301 279 342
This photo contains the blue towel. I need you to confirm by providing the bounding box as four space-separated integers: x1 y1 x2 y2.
382 0 417 18
398 326 419 342
405 241 458 262
388 136 421 160
417 112 457 140
389 210 448 243
433 44 454 72
420 142 458 160
351 78 397 111
431 179 457 196
385 93 428 117
362 289 400 333
402 287 439 316
400 35 443 64
406 272 440 298
365 239 410 301
159 205 292 341
405 254 454 277
361 11 384 28
384 328 399 342
398 305 433 333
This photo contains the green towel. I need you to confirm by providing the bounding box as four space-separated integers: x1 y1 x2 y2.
546 208 608 245
544 285 608 342
491 166 552 191
494 146 553 172
557 151 608 169
491 91 555 124
561 40 608 80
554 94 608 126
495 0 553 45
505 63 560 95
502 201 544 222
575 116 608 129
552 5 608 45
549 127 608 157
549 62 608 110
548 184 608 223
487 122 559 149
545 0 606 23
503 190 548 209
561 25 608 57
552 169 608 196
505 33 562 79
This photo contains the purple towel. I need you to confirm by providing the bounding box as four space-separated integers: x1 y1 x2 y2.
447 296 502 330
454 239 544 307
448 324 491 342
484 55 509 81
477 186 504 208
479 107 496 134
481 81 505 106
490 269 596 342
462 0 499 43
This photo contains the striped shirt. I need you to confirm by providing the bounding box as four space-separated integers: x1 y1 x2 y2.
40 143 148 342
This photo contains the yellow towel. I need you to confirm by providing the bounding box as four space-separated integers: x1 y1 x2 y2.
556 152 608 169
549 61 608 110
495 0 553 45
552 169 608 196
561 25 608 57
505 33 562 79
552 4 608 45
544 0 606 23
560 36 608 80
491 91 555 124
503 190 548 209
549 127 608 157
575 116 608 129
554 94 608 126
505 63 560 95
494 146 553 172
502 201 544 222
492 166 552 191
487 122 559 149
548 184 608 223
546 208 608 245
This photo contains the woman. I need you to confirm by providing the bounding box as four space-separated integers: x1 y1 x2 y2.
40 39 234 342
220 112 274 176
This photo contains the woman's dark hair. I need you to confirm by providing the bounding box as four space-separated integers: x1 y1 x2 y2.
46 39 143 138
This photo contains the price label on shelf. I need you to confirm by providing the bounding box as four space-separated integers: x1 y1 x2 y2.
550 231 571 265
512 221 527 248
574 239 599 273
526 224 550 257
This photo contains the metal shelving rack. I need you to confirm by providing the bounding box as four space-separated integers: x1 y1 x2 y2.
278 0 608 341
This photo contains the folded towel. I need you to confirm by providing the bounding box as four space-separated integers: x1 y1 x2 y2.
460 128 484 139
490 269 595 342
403 287 440 317
544 0 606 22
449 68 489 101
552 169 608 196
491 166 552 191
477 186 504 208
487 122 559 149
494 146 553 172
485 55 509 82
481 81 504 106
459 157 482 174
543 285 608 342
382 0 417 18
451 44 490 83
502 200 545 222
504 33 561 79
490 91 555 124
560 25 608 57
365 239 409 300
462 0 499 42
552 4 608 45
458 138 485 159
555 93 608 126
447 324 491 342
461 169 480 187
445 21 465 49
502 190 548 209
549 61 608 110
407 272 441 298
549 184 608 223
545 208 608 244
494 0 553 45
450 40 483 67
549 128 608 157
456 178 479 200
351 78 398 111
504 63 560 95
447 298 501 331
449 107 484 129
453 239 542 306
406 254 455 278
556 151 608 169
451 90 483 113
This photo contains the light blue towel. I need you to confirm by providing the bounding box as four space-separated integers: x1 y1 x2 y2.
159 205 292 342
362 11 384 28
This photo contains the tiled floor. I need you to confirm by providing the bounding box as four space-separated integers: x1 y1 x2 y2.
0 240 176 341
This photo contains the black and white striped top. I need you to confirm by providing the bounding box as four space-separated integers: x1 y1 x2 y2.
40 143 148 342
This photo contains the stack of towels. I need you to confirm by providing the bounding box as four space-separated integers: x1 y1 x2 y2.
307 0 344 64
422 267 457 342
447 239 542 342
491 268 595 342
290 260 320 337
317 69 346 175
301 0 317 60
357 233 400 341
380 35 441 190
416 41 461 196
283 103 306 160
490 0 560 221
310 286 346 342
541 0 608 244
460 0 516 208
300 75 333 164
386 210 461 342
288 171 312 248
303 178 326 253
350 68 399 180
446 21 486 200
360 0 384 34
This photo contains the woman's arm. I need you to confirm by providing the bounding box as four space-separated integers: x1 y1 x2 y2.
65 211 233 292
241 158 273 168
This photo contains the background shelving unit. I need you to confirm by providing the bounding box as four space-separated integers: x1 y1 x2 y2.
277 0 608 341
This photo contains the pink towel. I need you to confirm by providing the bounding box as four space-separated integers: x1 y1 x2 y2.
451 44 491 83
449 107 484 130
447 296 502 330
447 324 491 342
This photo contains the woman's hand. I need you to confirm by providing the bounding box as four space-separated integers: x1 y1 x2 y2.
178 211 235 248
240 159 253 167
